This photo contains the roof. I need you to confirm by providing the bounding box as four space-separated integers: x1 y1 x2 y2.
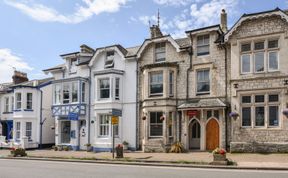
95 44 128 56
175 37 190 48
178 98 226 109
43 64 65 72
126 46 141 57
12 77 53 88
185 24 221 34
224 7 288 41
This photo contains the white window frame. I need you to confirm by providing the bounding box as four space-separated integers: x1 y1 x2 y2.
196 69 210 94
149 71 163 96
15 93 22 110
241 54 252 74
4 97 9 112
81 82 86 103
16 122 21 140
149 112 163 137
69 58 77 73
253 52 265 73
63 83 70 104
98 115 110 137
155 42 166 63
169 71 174 97
115 78 120 100
71 82 79 103
268 51 279 72
54 84 62 105
99 78 110 99
197 34 210 56
26 93 33 110
25 122 32 141
105 51 114 68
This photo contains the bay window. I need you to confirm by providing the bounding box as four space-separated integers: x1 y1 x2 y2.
99 115 110 137
4 97 9 112
169 71 174 97
115 78 120 100
54 84 62 104
16 122 21 140
11 96 14 111
26 122 32 140
82 82 86 103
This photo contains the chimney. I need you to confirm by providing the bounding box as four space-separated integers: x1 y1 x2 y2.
150 25 163 39
12 70 28 84
220 9 228 33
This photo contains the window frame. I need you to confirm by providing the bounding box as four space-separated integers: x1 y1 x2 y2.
115 78 120 100
16 122 21 140
4 97 9 112
98 115 110 137
26 93 33 110
196 34 210 56
149 112 163 137
25 122 32 141
268 51 279 72
196 69 210 94
155 42 166 63
99 78 110 99
149 71 163 96
105 51 115 68
169 71 174 97
15 93 22 110
241 54 252 74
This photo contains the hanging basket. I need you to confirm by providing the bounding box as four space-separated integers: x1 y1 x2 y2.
282 109 288 117
142 116 147 120
160 115 165 121
229 112 239 120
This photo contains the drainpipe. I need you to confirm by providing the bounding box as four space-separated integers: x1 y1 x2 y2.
186 33 193 101
135 58 139 150
87 66 92 145
39 89 43 148
223 43 229 151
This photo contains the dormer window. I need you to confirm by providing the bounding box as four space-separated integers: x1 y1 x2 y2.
105 51 114 68
155 42 166 63
70 58 77 73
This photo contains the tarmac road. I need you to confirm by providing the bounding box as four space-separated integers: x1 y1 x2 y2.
0 159 287 178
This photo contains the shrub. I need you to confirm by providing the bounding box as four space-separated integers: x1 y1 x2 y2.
11 148 27 157
169 142 185 153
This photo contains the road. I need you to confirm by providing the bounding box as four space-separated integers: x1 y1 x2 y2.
0 159 287 178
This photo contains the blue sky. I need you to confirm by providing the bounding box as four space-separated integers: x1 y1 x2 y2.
0 0 287 83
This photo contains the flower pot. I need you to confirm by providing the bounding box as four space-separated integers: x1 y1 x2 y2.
123 144 128 150
213 154 226 161
142 116 146 120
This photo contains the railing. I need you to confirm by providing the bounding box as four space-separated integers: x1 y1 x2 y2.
52 103 86 117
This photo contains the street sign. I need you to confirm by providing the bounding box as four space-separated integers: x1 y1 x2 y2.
112 109 122 117
68 112 79 121
111 116 119 125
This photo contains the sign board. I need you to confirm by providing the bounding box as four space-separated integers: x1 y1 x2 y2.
112 109 122 117
111 116 119 125
68 112 79 121
187 110 198 117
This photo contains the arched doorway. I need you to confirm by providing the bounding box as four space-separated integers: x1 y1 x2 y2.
206 118 219 150
189 119 201 149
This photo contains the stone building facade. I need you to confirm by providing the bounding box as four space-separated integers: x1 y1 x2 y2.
225 8 288 152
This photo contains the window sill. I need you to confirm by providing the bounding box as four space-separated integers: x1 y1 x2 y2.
196 92 210 96
24 109 34 112
196 53 210 57
13 109 22 112
2 112 13 114
149 94 163 97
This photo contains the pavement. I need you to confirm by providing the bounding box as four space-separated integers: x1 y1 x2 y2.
1 149 288 170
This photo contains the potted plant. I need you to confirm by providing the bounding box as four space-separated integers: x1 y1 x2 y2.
212 148 227 161
142 116 146 120
160 115 165 121
229 112 239 120
282 109 288 117
85 143 92 152
122 141 129 150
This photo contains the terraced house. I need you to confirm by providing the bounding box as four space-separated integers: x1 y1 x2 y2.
226 8 288 152
43 45 94 150
0 71 54 149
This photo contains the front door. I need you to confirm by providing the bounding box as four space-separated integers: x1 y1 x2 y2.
79 120 87 150
61 121 71 144
206 118 219 150
189 119 201 149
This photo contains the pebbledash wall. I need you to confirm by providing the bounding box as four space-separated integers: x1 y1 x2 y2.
226 9 288 152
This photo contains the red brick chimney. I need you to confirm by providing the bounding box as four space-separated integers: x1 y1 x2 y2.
12 70 28 84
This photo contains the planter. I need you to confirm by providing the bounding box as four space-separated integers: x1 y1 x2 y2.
142 116 146 120
229 112 239 120
213 154 226 161
282 109 288 117
123 144 128 150
87 146 92 152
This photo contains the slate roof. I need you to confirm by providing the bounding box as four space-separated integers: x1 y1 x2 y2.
178 98 226 109
43 64 65 72
175 37 190 48
126 46 141 57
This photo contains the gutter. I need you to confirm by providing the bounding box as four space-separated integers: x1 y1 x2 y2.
136 58 139 150
39 89 43 149
223 42 229 151
186 33 193 100
87 66 92 145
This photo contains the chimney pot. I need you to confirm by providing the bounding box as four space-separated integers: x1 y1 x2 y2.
220 9 228 33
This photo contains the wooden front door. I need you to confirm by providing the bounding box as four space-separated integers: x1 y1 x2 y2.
206 118 219 150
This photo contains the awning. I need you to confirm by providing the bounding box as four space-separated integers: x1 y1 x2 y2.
178 98 226 110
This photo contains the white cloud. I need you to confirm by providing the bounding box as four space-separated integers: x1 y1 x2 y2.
153 0 202 6
0 49 33 83
138 0 239 38
4 0 129 24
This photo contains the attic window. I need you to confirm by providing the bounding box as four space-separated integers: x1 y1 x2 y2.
155 42 166 63
105 51 114 68
70 58 77 73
